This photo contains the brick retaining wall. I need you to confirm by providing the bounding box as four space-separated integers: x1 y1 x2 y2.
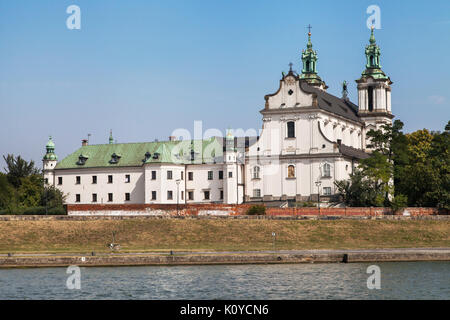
64 204 448 217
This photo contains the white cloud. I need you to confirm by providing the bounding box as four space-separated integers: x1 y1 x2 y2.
428 95 446 105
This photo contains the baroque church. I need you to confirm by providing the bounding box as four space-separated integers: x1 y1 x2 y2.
43 28 394 206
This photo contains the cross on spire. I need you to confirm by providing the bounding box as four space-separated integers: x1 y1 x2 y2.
307 24 312 34
288 62 293 72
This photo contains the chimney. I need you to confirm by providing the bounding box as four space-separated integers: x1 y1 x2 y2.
82 139 88 146
169 136 177 141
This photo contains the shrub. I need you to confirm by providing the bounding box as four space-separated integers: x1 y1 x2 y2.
301 201 317 207
390 194 408 214
10 206 67 215
246 205 266 216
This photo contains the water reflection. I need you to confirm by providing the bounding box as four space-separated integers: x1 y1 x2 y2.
0 262 448 300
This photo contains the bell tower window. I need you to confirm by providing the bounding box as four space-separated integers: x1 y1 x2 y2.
368 87 374 112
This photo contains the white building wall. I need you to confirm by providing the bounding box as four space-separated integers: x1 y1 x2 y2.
53 167 145 204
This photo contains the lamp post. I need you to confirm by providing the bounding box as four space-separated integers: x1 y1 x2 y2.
315 181 322 215
176 179 181 216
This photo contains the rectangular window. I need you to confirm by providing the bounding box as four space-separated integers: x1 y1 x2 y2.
151 171 156 180
108 193 113 202
167 171 173 180
323 187 332 196
76 176 81 184
125 175 131 183
228 172 233 178
125 193 130 201
58 177 63 185
253 189 261 198
204 191 210 200
188 191 194 201
92 176 97 184
44 178 49 184
181 171 184 180
323 164 331 178
167 190 173 200
219 171 223 180
208 171 213 180
92 193 97 203
151 191 157 200
220 190 224 200
108 175 113 184
188 172 193 181
75 194 81 203
181 191 184 200
287 121 295 138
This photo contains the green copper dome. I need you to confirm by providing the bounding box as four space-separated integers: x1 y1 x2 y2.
46 137 55 148
300 32 327 88
358 27 390 81
43 136 58 161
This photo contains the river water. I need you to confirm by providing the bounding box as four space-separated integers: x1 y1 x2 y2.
0 262 448 299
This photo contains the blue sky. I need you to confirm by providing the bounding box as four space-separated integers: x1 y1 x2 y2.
0 0 449 169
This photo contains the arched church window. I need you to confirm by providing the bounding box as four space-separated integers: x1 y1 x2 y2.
253 166 260 179
323 163 331 178
370 55 374 66
306 61 310 72
288 165 296 179
287 121 295 138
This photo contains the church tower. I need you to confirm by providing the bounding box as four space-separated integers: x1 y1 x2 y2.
42 136 58 185
300 30 328 90
356 27 394 142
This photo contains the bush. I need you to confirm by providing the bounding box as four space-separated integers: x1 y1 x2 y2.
301 201 317 207
2 206 67 215
390 194 408 214
246 205 266 216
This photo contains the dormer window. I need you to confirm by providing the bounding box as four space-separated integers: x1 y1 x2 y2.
153 152 160 160
76 154 88 165
143 151 152 162
109 153 121 164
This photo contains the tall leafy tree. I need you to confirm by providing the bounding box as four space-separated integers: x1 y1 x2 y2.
3 154 40 188
0 173 17 212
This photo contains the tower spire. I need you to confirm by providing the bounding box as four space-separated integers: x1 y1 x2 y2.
299 27 327 90
109 130 114 144
43 136 57 161
358 27 390 81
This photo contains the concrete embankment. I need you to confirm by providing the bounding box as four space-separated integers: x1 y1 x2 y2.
1 249 449 268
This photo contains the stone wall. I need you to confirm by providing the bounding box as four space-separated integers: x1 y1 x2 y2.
64 204 448 217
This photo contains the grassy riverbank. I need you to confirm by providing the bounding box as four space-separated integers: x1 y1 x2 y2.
0 219 449 254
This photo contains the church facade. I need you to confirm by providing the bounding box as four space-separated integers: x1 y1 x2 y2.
43 28 394 206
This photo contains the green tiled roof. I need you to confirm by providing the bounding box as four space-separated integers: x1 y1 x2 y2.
55 137 224 170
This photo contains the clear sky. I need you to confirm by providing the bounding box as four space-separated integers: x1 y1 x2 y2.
0 0 449 169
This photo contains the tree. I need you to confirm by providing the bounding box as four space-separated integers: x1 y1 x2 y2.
335 169 384 207
17 174 43 208
3 154 40 188
0 173 17 212
396 122 450 209
41 185 66 209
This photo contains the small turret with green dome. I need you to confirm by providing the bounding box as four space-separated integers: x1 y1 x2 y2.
358 26 390 82
43 136 58 161
300 30 327 89
225 128 236 152
109 130 114 144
